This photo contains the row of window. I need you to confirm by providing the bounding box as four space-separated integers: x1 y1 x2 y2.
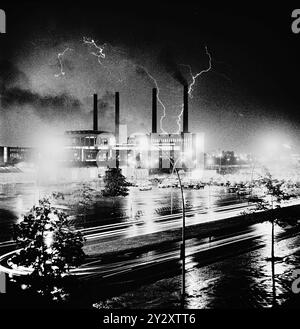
68 137 96 147
68 137 111 147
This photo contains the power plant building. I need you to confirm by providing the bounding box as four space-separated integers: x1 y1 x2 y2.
63 86 205 174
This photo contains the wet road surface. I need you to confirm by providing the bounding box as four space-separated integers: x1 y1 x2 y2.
80 222 300 309
0 183 247 244
1 183 300 308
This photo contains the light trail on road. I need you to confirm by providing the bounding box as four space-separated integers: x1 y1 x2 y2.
1 198 299 251
0 200 250 249
71 221 300 283
71 225 268 279
83 202 252 242
82 198 300 242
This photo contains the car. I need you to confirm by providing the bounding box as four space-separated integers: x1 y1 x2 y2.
158 179 177 188
139 184 152 191
138 181 152 191
193 183 205 189
158 182 168 188
237 187 250 196
227 186 237 193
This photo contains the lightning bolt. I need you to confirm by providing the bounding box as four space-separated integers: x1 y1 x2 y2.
186 45 212 97
138 66 168 134
55 48 72 78
83 36 124 83
83 36 106 64
175 45 212 133
176 104 184 134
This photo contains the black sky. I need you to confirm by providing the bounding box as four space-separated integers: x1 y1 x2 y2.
0 1 300 152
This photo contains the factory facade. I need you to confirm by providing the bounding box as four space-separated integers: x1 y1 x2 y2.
63 86 205 175
0 146 34 165
0 87 205 178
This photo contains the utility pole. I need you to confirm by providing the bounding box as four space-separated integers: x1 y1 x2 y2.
155 147 186 308
175 168 185 309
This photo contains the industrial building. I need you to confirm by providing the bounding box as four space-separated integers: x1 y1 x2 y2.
63 86 205 175
128 86 204 172
0 146 34 165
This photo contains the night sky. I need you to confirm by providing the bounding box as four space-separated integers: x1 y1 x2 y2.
0 1 300 153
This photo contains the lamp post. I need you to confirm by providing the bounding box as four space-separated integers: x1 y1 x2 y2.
136 135 187 308
169 156 186 307
151 144 186 308
175 167 186 308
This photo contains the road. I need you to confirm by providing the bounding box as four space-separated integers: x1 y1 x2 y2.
2 219 299 308
1 183 299 249
1 182 300 307
0 197 252 252
74 221 299 279
82 200 251 243
0 183 248 244
69 220 300 308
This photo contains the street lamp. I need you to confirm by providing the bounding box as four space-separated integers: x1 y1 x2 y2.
136 137 187 307
152 145 186 308
170 157 186 308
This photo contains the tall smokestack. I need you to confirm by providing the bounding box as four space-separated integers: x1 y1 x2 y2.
183 84 189 133
115 92 120 168
152 88 157 133
93 93 98 131
115 92 120 141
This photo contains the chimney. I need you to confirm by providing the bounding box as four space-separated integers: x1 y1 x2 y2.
93 93 98 131
115 92 120 142
115 92 120 168
152 88 157 134
183 84 189 133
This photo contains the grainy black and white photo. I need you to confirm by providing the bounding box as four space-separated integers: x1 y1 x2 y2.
0 0 300 320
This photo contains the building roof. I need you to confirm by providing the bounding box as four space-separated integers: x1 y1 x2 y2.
64 130 110 135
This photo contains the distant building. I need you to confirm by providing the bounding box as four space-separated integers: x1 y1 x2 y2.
127 132 204 171
0 146 35 165
205 151 253 174
61 86 205 175
63 130 109 164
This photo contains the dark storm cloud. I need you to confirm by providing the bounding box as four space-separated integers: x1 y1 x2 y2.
1 87 81 110
97 91 115 127
0 60 29 89
135 49 188 86
135 66 150 79
158 47 187 86
0 3 299 150
135 66 146 76
97 91 115 112
83 91 115 128
0 60 81 118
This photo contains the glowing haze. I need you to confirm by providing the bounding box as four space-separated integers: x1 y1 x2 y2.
0 3 299 154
